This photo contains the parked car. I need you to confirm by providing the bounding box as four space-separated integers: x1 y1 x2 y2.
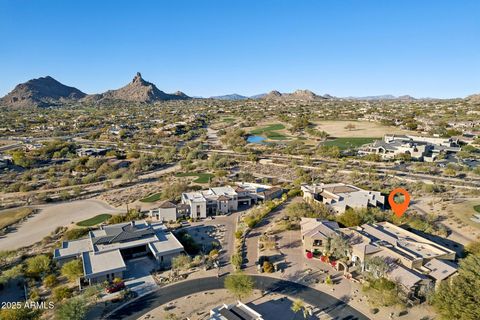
106 281 125 294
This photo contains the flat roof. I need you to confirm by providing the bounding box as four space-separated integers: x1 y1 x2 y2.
424 258 458 281
360 222 455 260
82 250 126 278
54 238 92 260
149 232 184 256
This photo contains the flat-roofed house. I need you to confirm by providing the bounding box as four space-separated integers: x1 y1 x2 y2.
210 301 264 320
54 220 184 285
149 201 190 222
359 135 460 161
182 191 208 218
180 184 284 219
301 183 385 214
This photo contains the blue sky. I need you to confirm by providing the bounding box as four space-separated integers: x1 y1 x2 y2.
1 0 479 98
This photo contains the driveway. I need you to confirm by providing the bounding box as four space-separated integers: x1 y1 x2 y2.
124 257 157 297
101 275 369 320
188 211 239 272
244 198 293 273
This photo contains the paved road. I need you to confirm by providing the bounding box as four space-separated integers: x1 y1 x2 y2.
102 276 368 320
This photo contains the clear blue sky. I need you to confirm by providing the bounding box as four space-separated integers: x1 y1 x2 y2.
1 0 479 98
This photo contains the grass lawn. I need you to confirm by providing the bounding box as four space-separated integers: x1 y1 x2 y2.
140 192 162 203
250 123 285 135
222 117 236 122
322 137 379 150
266 131 289 140
176 172 214 183
0 207 35 230
474 205 480 214
76 214 112 227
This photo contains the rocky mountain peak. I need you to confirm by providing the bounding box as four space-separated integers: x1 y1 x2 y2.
0 76 86 107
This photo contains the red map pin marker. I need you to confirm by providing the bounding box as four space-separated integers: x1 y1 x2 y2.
388 188 410 217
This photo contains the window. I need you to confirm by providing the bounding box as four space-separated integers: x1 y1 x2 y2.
313 240 323 246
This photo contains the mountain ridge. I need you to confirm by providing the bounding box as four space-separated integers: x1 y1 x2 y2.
0 76 86 108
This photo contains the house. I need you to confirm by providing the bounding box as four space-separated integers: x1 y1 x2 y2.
53 220 184 285
300 219 458 298
210 301 264 320
181 183 283 218
301 183 385 214
149 201 190 222
76 147 110 157
359 135 460 161
300 218 340 255
235 182 284 202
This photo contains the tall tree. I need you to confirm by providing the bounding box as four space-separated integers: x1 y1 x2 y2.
433 253 480 320
224 272 254 300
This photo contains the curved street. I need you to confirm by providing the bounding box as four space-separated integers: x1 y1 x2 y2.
102 275 369 320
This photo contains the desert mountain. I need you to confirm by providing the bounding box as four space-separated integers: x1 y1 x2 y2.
466 94 480 103
209 94 248 100
0 76 86 107
93 72 190 103
262 89 331 101
346 94 416 101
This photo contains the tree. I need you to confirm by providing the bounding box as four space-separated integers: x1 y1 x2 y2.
291 299 309 318
433 253 480 319
56 297 88 320
25 255 51 277
263 261 274 273
171 254 192 271
0 307 39 320
43 274 58 288
121 169 136 183
364 256 389 279
224 272 254 300
61 259 83 282
444 167 456 177
329 234 350 260
291 298 304 315
230 253 243 270
0 264 23 284
52 286 72 302
336 209 363 227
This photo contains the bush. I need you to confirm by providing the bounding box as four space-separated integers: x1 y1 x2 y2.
43 274 58 288
175 230 200 254
263 261 274 273
25 255 51 277
224 272 254 300
61 259 83 282
63 228 89 240
171 254 192 270
56 297 88 320
287 188 302 197
52 286 72 302
231 254 242 270
362 278 402 307
235 230 243 240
